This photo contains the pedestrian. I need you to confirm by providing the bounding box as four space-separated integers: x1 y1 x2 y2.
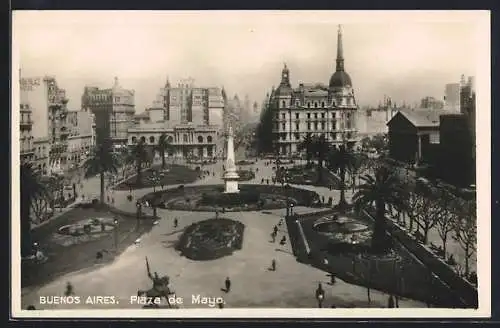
330 274 336 285
271 259 276 271
225 277 231 293
273 225 278 235
388 295 395 308
261 178 264 184
65 282 74 296
315 283 325 308
174 218 178 228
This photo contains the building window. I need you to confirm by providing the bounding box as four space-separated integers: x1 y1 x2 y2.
321 123 325 130
183 134 188 143
332 112 336 119
307 102 311 108
307 113 311 119
282 113 286 119
314 102 318 108
207 136 213 143
314 113 318 119
276 113 279 120
321 113 325 119
295 101 300 106
307 123 311 130
321 102 325 107
295 113 299 119
198 136 204 143
149 136 155 144
281 123 286 130
115 97 120 103
140 136 146 143
295 123 299 130
282 100 286 108
314 122 318 130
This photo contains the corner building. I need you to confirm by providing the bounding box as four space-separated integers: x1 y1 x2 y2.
270 25 358 155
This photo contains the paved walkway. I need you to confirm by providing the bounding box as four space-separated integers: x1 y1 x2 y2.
21 159 425 309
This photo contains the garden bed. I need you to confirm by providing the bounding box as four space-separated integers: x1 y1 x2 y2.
22 203 156 288
175 218 245 261
113 164 200 190
140 184 322 212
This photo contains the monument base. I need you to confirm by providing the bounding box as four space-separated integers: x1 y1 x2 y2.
224 180 240 193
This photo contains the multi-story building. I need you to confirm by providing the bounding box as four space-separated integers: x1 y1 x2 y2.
81 77 136 147
127 79 224 159
460 75 476 140
420 96 444 110
20 74 69 174
444 83 461 112
65 109 94 169
19 86 34 163
269 25 358 155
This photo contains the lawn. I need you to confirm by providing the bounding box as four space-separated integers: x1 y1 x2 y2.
22 204 156 288
286 210 469 308
113 164 200 190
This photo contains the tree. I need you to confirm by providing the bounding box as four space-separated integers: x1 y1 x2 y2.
297 132 315 167
128 140 149 185
453 198 477 276
413 183 440 244
435 189 457 257
348 153 368 189
352 165 406 254
21 163 47 257
327 144 357 210
313 134 330 183
255 101 276 155
83 144 120 204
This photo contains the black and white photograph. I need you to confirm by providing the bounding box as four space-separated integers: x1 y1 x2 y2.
11 10 490 318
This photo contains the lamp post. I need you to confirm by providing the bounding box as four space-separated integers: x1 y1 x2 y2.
113 219 119 251
136 201 142 231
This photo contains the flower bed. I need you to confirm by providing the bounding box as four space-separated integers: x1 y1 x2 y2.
113 164 200 190
175 218 245 261
237 169 255 182
140 184 321 212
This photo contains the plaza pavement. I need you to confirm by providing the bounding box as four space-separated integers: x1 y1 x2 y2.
21 159 426 309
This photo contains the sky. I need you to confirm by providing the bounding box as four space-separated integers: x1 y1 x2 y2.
13 11 487 112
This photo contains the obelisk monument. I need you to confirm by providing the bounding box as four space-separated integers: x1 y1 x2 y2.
223 126 240 193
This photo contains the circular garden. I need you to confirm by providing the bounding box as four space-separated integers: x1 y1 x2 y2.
140 184 322 212
175 218 245 261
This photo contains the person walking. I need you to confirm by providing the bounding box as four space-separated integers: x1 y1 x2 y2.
174 218 178 229
225 277 231 293
273 225 278 235
65 282 74 296
315 283 325 308
271 259 276 271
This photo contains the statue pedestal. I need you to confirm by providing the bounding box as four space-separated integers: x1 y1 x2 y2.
224 171 240 193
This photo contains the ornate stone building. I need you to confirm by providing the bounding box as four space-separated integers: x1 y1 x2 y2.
127 78 224 159
270 25 358 155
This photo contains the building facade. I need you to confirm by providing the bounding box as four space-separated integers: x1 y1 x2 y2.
20 74 70 174
444 83 461 112
65 109 94 169
127 79 224 159
81 77 136 147
19 100 34 164
269 25 358 155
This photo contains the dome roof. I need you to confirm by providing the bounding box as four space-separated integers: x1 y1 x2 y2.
329 71 352 88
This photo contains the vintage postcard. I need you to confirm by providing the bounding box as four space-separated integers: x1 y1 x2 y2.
11 10 491 318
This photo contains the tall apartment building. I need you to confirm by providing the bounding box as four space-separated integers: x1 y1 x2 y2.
127 78 225 159
20 74 69 174
420 96 444 110
460 75 476 143
81 77 135 147
66 109 94 169
269 25 358 155
444 83 461 112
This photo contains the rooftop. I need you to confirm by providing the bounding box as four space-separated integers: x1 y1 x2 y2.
394 108 450 128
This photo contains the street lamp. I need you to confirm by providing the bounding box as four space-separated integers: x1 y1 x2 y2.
113 219 119 251
136 201 142 230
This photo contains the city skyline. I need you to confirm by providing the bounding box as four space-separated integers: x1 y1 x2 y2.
14 11 482 113
13 12 478 112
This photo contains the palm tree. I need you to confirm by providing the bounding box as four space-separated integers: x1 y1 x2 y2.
83 144 120 204
21 163 47 257
313 134 330 184
128 140 149 185
156 134 171 170
327 144 357 210
352 165 406 254
297 133 315 167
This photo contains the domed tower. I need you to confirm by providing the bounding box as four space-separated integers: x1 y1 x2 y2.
328 25 358 144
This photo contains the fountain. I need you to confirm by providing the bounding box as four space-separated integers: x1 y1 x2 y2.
223 126 239 193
